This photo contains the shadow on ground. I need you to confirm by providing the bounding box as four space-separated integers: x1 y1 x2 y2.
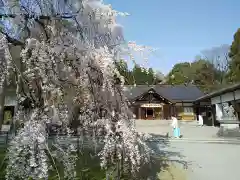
134 134 188 180
217 126 240 139
0 134 189 180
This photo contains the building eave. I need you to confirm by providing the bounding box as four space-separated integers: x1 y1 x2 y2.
129 87 174 104
195 83 240 102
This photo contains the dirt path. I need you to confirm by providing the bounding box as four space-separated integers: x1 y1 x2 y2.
135 120 219 139
165 141 240 180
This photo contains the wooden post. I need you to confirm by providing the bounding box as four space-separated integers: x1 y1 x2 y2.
220 95 224 113
232 91 239 120
153 107 155 119
174 105 177 117
168 104 171 119
205 105 208 125
170 105 173 117
162 105 164 119
211 105 215 126
181 101 184 120
145 107 147 119
138 107 141 120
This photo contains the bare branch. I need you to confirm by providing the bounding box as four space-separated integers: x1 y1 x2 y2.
0 29 24 45
0 13 78 20
35 19 49 40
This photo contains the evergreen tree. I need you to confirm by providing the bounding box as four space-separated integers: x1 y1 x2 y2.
228 28 240 82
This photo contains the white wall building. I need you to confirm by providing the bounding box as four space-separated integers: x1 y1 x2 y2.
196 83 240 130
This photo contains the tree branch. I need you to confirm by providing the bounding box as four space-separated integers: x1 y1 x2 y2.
0 13 77 20
35 19 50 41
0 13 81 44
0 30 24 46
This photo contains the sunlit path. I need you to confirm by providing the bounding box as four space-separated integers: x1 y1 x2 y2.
164 140 240 180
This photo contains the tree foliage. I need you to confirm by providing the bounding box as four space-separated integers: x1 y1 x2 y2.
115 59 134 85
116 62 164 85
166 62 191 85
228 28 240 82
166 59 222 92
165 43 237 93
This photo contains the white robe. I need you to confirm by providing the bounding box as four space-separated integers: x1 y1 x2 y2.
171 117 178 128
198 115 203 126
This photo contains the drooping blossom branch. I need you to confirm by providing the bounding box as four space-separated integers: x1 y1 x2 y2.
1 0 154 179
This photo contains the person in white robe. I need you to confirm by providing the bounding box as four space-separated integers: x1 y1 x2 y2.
171 116 180 138
198 114 204 126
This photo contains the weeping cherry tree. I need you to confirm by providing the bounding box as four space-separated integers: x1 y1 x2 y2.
0 0 153 179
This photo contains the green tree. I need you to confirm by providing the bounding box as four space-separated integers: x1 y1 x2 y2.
131 65 161 85
166 60 221 93
132 65 147 85
115 61 164 85
115 59 134 85
228 28 240 82
166 62 192 85
146 68 154 85
191 60 216 92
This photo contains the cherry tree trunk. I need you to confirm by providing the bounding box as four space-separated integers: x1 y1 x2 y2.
0 79 6 131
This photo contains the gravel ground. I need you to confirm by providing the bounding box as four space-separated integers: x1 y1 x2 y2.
138 120 240 180
157 140 240 180
135 120 220 139
2 121 240 180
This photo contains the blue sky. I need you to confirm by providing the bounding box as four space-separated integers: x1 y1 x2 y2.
106 0 240 74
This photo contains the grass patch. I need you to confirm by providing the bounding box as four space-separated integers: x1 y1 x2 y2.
0 147 106 180
0 146 187 180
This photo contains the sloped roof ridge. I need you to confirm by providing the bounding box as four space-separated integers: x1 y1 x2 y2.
123 84 204 101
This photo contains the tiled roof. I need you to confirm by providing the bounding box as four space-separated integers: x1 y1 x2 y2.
196 83 240 101
123 85 204 102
